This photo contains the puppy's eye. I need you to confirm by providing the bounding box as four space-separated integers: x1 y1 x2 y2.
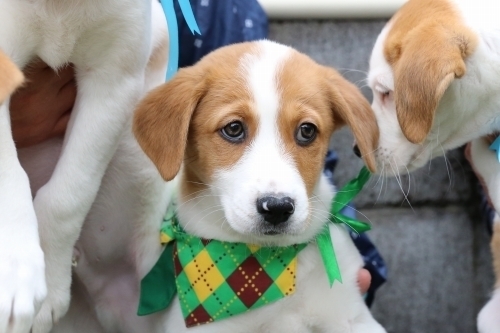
220 121 245 143
296 123 317 145
380 90 392 101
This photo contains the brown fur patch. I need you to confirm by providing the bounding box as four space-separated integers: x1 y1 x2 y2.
0 50 23 104
277 51 379 185
276 52 334 194
384 0 478 143
133 43 258 198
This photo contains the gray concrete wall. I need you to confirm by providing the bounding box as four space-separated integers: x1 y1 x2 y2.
269 20 495 333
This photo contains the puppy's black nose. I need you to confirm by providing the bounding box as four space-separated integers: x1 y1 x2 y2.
353 144 362 158
256 196 295 225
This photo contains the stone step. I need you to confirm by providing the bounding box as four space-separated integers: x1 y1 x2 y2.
362 207 494 333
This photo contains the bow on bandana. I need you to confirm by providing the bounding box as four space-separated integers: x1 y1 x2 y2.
137 167 372 324
317 166 372 286
160 0 201 81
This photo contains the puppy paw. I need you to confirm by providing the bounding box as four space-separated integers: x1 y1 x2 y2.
31 187 80 333
31 273 71 333
0 242 46 333
478 291 500 333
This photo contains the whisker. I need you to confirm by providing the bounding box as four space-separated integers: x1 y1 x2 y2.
358 147 380 160
375 163 385 204
337 68 368 76
390 158 414 211
186 180 224 191
440 144 453 192
182 205 223 229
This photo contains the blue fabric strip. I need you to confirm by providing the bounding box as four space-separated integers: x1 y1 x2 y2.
161 0 180 81
177 0 201 35
161 0 200 81
489 136 500 162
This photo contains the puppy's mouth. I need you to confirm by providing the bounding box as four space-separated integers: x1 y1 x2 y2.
261 229 284 236
256 224 290 236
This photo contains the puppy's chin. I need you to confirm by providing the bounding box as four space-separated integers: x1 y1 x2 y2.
378 143 446 175
223 215 326 248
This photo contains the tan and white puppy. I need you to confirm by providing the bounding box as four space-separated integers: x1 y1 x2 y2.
133 40 384 333
367 0 500 332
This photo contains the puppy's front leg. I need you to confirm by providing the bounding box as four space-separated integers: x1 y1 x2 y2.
0 101 46 333
31 67 146 333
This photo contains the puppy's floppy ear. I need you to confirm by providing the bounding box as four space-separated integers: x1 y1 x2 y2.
133 66 206 181
392 24 477 144
0 50 23 104
324 67 379 172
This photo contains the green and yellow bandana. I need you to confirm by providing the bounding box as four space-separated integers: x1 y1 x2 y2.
138 167 372 328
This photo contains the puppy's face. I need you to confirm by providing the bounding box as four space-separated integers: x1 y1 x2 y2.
0 50 23 105
134 41 378 245
367 0 478 173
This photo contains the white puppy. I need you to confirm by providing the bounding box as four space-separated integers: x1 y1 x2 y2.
0 1 166 332
133 40 385 333
366 0 500 332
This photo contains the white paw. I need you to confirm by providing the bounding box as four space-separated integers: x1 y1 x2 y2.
0 242 46 333
478 291 500 333
32 292 70 333
31 188 78 333
30 262 71 333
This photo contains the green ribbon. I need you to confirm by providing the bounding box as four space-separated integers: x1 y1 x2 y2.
316 166 372 286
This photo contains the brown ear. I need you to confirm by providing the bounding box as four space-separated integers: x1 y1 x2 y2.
393 24 476 144
133 66 206 181
325 67 379 172
0 50 23 104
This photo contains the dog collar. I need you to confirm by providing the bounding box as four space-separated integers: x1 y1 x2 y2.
137 167 372 327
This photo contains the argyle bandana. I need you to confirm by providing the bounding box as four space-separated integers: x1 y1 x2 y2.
141 206 307 327
138 167 372 328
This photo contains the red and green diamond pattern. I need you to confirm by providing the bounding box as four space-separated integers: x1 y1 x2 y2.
170 231 306 327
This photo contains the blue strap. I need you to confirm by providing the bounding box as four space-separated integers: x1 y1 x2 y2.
177 0 201 35
489 136 500 163
160 0 201 81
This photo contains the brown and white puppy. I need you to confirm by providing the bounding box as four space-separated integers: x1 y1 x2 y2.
133 40 384 333
366 0 500 332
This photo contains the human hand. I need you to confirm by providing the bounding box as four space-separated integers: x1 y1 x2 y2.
358 268 371 294
10 59 75 148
